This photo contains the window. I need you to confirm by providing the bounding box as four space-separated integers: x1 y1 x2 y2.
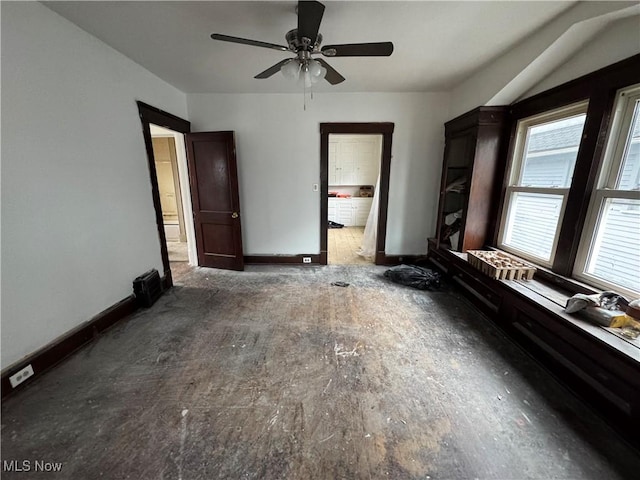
498 103 588 266
575 85 640 298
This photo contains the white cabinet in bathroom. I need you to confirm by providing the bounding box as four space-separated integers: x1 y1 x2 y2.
328 137 380 186
328 197 373 227
352 198 373 226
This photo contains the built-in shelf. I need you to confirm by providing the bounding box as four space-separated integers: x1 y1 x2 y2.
435 106 507 251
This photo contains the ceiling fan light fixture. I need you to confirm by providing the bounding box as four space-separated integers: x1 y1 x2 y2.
309 59 323 78
281 59 300 79
281 58 326 85
304 69 313 88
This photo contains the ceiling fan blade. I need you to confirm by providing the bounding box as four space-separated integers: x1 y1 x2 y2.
254 59 295 79
316 59 345 85
297 1 325 46
210 33 288 52
322 42 394 57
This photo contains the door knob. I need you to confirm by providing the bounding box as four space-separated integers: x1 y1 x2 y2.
231 212 239 219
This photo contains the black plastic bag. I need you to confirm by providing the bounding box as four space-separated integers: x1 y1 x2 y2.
384 264 441 290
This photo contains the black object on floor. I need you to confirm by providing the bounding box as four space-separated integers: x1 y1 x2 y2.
384 264 441 290
331 281 350 287
328 220 344 229
133 269 162 307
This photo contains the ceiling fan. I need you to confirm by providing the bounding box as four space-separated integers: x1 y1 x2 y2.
210 0 394 86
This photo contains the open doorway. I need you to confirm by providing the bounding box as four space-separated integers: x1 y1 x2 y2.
138 102 245 283
137 102 191 288
320 123 394 266
149 124 197 280
327 134 382 264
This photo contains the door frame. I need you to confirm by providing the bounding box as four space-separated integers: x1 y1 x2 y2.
137 101 191 289
320 123 394 265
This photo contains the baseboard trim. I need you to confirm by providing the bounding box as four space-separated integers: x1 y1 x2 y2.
376 254 423 266
162 271 173 290
243 253 423 266
1 294 138 400
244 254 322 265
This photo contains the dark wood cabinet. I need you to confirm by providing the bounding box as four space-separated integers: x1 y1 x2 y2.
435 106 507 251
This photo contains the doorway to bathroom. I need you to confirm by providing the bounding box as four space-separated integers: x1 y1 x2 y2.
320 123 394 265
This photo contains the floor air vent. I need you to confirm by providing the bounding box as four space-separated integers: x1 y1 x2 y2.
133 269 163 308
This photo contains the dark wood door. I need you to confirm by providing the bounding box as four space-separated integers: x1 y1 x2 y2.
185 132 244 271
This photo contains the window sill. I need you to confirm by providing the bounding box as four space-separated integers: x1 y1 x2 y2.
428 244 640 437
487 246 602 296
429 245 640 362
504 274 640 358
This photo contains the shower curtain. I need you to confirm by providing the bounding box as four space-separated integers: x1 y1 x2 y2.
356 174 381 259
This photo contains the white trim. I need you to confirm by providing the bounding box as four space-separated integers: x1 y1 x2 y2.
173 133 198 266
526 145 579 158
507 186 570 195
151 125 198 267
507 101 588 187
590 189 640 200
498 101 587 266
573 190 640 296
596 86 640 189
575 273 640 301
573 83 640 297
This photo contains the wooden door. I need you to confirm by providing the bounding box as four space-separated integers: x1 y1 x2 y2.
185 132 244 271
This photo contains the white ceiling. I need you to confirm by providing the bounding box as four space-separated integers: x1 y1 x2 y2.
44 1 577 94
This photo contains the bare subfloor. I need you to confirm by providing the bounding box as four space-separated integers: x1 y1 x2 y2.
328 227 371 265
2 265 639 479
167 241 188 262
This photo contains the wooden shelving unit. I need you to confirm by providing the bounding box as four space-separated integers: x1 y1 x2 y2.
435 106 507 252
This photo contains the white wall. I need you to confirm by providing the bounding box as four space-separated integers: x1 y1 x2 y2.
1 2 188 368
520 14 640 100
449 1 638 118
186 92 450 256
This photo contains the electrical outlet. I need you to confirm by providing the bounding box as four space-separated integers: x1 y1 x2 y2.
9 364 34 388
302 257 312 263
312 183 319 192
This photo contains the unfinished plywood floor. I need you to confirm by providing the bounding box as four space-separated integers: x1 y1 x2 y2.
167 241 188 262
328 227 371 265
2 265 639 479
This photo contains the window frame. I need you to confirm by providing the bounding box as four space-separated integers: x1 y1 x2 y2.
488 55 640 296
573 85 640 298
497 102 588 267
